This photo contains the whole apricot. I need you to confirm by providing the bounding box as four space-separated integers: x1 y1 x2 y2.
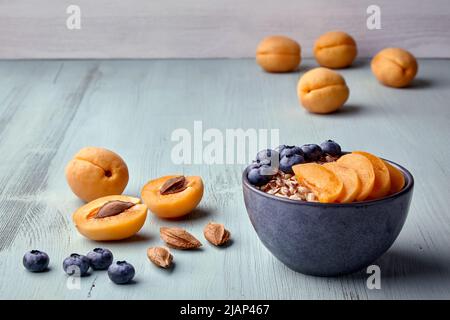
141 175 204 219
297 67 349 114
72 195 147 241
65 147 129 202
256 36 301 73
371 48 418 88
313 31 357 69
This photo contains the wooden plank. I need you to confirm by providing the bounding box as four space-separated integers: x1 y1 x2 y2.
0 0 449 58
0 59 449 299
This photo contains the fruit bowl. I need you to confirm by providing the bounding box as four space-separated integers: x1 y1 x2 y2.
242 158 414 276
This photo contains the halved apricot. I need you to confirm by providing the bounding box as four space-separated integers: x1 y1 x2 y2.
292 163 343 203
72 195 148 241
384 161 405 195
323 162 361 203
337 153 375 201
141 175 204 218
353 151 391 200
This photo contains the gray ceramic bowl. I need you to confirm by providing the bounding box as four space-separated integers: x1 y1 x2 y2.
242 158 414 276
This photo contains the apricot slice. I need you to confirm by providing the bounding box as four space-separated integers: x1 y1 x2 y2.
141 175 204 218
72 195 147 241
337 153 375 201
323 162 361 203
292 163 343 203
384 161 405 195
353 151 391 200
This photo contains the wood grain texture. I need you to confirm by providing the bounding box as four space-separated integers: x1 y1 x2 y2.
0 59 450 299
0 0 449 59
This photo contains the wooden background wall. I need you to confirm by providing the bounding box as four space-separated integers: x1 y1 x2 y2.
0 0 449 59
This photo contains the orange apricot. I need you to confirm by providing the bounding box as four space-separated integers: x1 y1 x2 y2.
353 151 391 200
384 161 405 195
323 162 361 203
337 153 375 201
72 195 148 241
292 163 343 203
65 147 129 202
141 175 204 218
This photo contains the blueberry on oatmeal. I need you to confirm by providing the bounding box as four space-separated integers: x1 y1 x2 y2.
320 140 341 156
279 145 303 159
300 144 323 161
247 163 276 186
279 153 305 174
256 149 279 164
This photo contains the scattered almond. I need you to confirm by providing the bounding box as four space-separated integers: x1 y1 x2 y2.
147 247 173 268
160 227 202 249
203 222 231 246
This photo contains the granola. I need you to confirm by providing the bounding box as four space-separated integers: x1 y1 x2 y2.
258 154 340 202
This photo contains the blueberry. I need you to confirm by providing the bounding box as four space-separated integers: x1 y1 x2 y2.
320 140 341 156
23 250 49 272
256 149 279 163
300 144 323 161
63 253 90 276
87 248 113 270
247 166 273 186
108 261 135 284
275 145 287 155
280 145 304 158
279 154 305 174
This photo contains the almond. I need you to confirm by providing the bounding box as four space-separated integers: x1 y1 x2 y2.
160 227 202 249
147 247 173 268
203 222 231 246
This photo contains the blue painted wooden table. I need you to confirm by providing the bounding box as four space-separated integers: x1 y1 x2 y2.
0 59 449 299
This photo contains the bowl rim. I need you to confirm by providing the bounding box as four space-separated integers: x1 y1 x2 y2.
242 155 414 207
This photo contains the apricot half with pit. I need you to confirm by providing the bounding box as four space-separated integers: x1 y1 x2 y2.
65 147 129 202
292 163 343 203
141 175 204 219
72 195 147 241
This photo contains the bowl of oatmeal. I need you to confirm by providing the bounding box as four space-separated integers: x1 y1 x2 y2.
242 141 414 276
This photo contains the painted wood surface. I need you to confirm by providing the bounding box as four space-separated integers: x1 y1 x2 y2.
0 59 450 299
0 0 449 59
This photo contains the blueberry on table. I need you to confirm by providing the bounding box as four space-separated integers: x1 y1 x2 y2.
300 144 323 161
87 248 113 270
23 250 49 272
320 140 341 156
280 145 303 158
108 261 135 284
63 254 90 276
256 149 279 163
280 154 305 174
